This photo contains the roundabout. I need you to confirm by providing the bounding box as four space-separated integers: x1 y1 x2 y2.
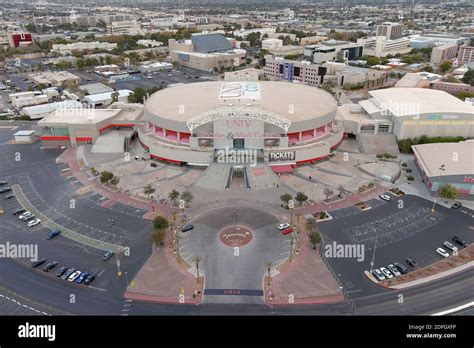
219 226 253 247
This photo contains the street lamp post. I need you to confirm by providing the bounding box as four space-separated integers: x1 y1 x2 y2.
370 222 380 273
231 211 237 234
431 164 446 214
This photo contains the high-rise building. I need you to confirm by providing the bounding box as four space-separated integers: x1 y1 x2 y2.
430 44 459 64
376 22 403 40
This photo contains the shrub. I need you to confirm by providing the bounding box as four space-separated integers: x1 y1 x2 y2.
407 176 415 181
406 168 412 173
402 163 408 167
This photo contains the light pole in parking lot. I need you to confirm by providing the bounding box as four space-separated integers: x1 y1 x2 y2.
431 164 445 214
370 224 380 273
231 211 238 234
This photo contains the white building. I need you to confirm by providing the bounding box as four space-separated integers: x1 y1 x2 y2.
9 91 49 108
21 100 82 120
358 36 412 58
51 41 117 55
430 44 459 64
376 22 403 40
84 90 133 107
107 20 142 35
262 39 283 50
139 62 173 73
13 130 35 143
137 39 163 48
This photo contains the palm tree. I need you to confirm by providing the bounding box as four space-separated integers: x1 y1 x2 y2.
174 234 182 251
168 189 180 206
181 191 194 208
305 217 317 233
280 193 293 208
265 260 272 286
288 234 295 262
143 183 156 199
193 255 202 281
323 187 333 201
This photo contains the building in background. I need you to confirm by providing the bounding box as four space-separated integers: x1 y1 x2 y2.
84 90 133 108
458 44 474 64
358 36 411 57
107 20 142 35
304 40 364 64
376 22 403 40
262 39 283 50
412 140 474 198
430 44 459 64
28 71 81 88
6 32 33 48
169 33 246 72
51 41 117 55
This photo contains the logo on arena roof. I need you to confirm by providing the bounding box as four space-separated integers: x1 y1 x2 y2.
219 82 261 100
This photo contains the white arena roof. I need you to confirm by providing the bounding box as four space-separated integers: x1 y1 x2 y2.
145 81 337 122
368 88 474 117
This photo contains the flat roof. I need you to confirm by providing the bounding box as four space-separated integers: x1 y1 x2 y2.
412 141 474 177
145 81 337 122
79 83 114 95
14 130 35 136
38 108 121 126
84 90 133 102
368 88 474 117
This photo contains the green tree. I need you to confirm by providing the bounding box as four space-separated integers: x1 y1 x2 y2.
153 215 169 230
99 171 114 183
308 230 321 250
25 23 37 33
143 183 156 198
305 217 317 233
111 91 119 103
461 69 474 86
439 184 458 200
295 192 308 205
180 191 194 207
76 58 86 69
439 60 452 73
150 228 166 247
280 193 293 208
109 175 119 186
168 189 180 206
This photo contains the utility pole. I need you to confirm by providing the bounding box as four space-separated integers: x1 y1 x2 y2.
431 164 445 214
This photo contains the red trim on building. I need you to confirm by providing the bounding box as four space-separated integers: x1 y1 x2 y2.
330 138 343 151
76 137 93 142
99 123 136 133
40 135 70 141
138 138 149 150
150 153 182 165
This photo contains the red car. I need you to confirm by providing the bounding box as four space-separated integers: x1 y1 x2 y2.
281 227 294 235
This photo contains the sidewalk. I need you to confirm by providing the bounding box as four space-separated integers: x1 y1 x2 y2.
297 184 388 215
57 147 175 220
266 223 344 306
124 232 201 305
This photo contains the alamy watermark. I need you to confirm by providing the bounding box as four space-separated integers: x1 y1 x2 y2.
216 147 258 167
324 241 365 262
0 242 38 261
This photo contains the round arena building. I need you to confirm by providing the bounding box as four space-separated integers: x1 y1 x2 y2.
137 81 343 168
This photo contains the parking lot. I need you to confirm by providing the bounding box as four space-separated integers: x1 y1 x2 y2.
318 194 473 297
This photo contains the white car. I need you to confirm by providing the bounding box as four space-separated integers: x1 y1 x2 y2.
436 247 449 258
27 218 41 227
372 269 386 281
380 194 391 201
67 270 81 282
380 267 393 279
19 211 32 220
443 241 458 253
277 223 290 230
387 264 401 277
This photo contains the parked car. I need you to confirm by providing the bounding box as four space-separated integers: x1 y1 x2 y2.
150 162 157 167
380 267 393 279
181 224 194 233
387 264 401 277
55 266 67 277
47 229 61 240
277 223 290 230
394 262 408 275
443 241 458 253
24 214 36 222
281 227 294 235
452 236 467 248
379 194 391 201
75 272 90 284
102 250 114 261
406 259 418 268
436 247 449 258
372 268 386 281
31 259 46 268
27 218 41 227
451 202 462 209
61 268 75 280
0 187 12 193
43 261 58 272
67 270 82 282
18 211 32 220
0 180 8 185
4 193 15 199
13 208 26 216
83 273 96 286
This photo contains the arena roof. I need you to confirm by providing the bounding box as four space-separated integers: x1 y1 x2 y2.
368 88 474 117
145 81 337 123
